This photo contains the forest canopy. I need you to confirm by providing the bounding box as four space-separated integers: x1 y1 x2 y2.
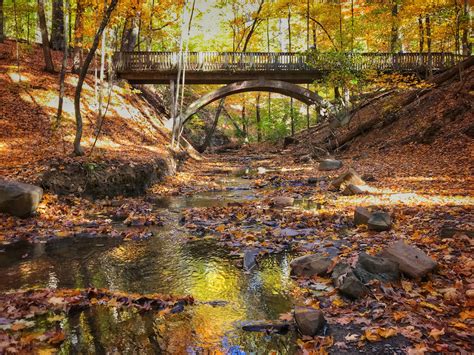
0 0 471 55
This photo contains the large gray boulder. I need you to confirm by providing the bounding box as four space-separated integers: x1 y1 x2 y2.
381 241 437 279
290 254 332 277
319 159 343 171
330 168 366 191
354 253 400 283
294 306 326 336
332 263 368 299
271 196 294 208
354 207 371 226
0 179 43 217
342 184 364 196
439 226 474 238
368 211 392 231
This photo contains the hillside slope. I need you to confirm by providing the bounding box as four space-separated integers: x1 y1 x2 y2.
0 41 180 196
283 61 473 197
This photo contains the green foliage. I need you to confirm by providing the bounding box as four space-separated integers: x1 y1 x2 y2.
307 50 367 90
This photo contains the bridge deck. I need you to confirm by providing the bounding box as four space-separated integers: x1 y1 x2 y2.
113 51 467 84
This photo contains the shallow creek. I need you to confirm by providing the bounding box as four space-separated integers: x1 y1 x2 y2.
0 174 308 353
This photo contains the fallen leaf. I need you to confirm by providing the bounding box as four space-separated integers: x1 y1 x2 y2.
428 328 445 341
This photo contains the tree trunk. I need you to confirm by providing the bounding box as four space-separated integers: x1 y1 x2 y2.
256 93 262 142
198 98 225 153
338 0 343 50
12 0 20 79
390 0 400 53
73 0 119 156
426 15 431 53
426 14 432 77
51 0 65 50
146 0 154 51
56 0 69 124
122 12 140 51
462 0 471 55
242 100 248 141
0 0 4 43
288 5 294 136
241 0 265 52
350 0 354 51
418 15 424 52
72 0 84 73
223 107 245 137
98 29 106 126
454 0 461 54
312 22 317 49
37 0 55 72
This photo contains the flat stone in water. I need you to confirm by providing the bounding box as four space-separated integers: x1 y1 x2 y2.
243 249 259 271
242 321 290 333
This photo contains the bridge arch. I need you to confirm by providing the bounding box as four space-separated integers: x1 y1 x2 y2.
174 79 328 126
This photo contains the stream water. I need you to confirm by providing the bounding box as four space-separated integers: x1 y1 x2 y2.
0 175 303 353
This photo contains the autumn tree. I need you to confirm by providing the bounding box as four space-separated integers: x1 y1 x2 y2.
37 0 55 72
121 11 141 51
74 0 119 156
51 0 65 50
390 0 401 52
56 0 69 124
0 0 4 42
461 0 471 55
72 0 84 73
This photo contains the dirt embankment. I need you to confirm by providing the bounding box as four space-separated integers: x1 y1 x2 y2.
276 59 473 193
0 40 193 197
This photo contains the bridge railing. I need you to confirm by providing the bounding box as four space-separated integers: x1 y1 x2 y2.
113 51 467 73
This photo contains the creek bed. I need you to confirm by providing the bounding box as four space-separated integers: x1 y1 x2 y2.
0 176 302 353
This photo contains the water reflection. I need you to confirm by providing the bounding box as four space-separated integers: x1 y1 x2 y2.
0 225 298 352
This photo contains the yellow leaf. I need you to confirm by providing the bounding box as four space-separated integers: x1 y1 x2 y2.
332 297 345 307
47 314 65 322
419 301 442 312
401 280 413 293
